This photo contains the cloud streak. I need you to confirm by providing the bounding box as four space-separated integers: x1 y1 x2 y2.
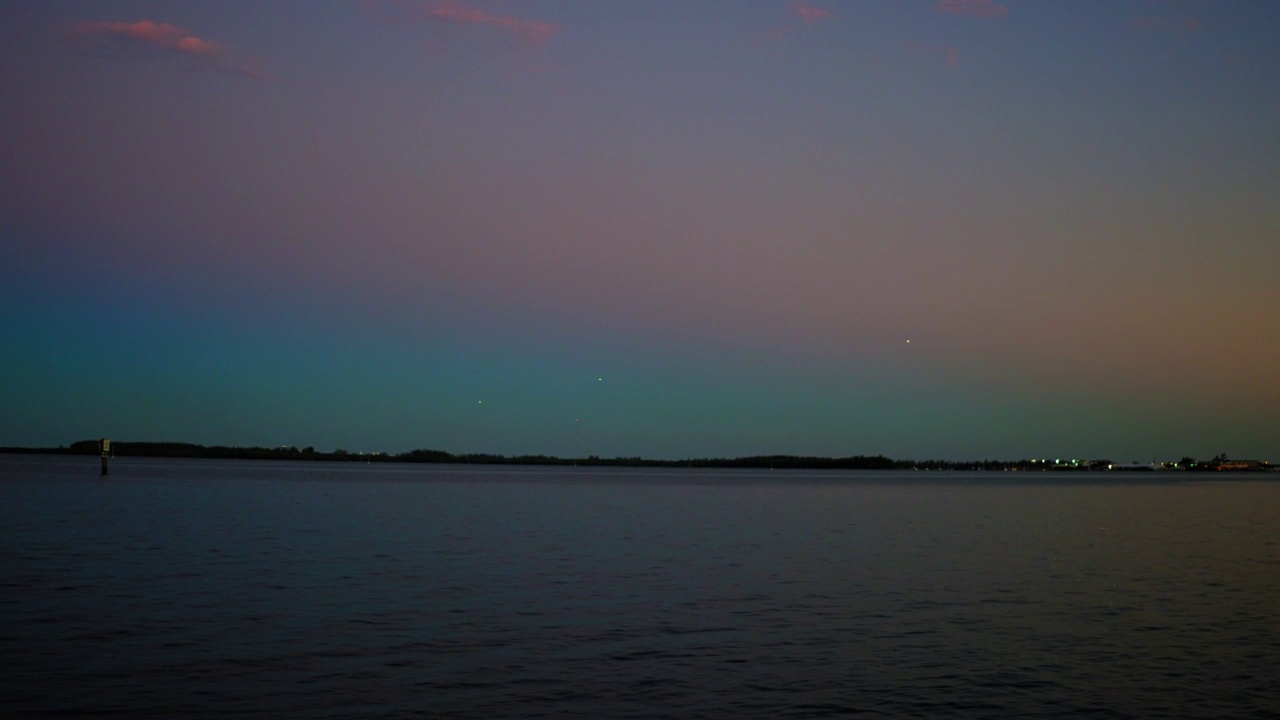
910 43 960 67
936 0 1008 18
420 1 560 46
73 19 263 78
792 2 831 26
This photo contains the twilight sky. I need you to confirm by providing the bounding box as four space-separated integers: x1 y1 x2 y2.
3 0 1278 461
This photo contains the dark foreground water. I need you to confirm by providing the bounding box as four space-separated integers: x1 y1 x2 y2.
2 455 1278 718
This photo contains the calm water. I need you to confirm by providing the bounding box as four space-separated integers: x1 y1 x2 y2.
2 455 1278 718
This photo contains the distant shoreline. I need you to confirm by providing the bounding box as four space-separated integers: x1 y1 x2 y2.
2 441 1273 473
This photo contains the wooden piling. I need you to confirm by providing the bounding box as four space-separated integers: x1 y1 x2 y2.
100 438 110 476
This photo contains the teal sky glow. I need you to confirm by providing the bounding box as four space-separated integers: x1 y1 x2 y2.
3 0 1278 460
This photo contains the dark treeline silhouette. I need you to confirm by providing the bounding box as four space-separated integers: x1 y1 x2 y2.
0 441 1271 472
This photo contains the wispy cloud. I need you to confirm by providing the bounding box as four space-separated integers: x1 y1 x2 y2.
72 19 264 78
1133 16 1202 35
936 0 1008 18
909 43 960 67
752 2 830 49
792 2 832 26
78 20 221 55
418 1 561 46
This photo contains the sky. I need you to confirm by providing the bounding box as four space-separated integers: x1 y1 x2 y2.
2 0 1278 461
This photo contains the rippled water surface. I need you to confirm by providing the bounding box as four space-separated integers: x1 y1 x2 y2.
3 455 1278 718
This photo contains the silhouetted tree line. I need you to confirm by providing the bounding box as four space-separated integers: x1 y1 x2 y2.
0 441 1266 472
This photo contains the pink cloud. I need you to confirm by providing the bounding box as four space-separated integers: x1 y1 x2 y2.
73 19 263 78
75 20 222 55
746 22 793 52
751 2 829 49
1133 16 1202 35
936 0 1008 18
909 43 960 67
421 1 560 45
792 2 832 26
